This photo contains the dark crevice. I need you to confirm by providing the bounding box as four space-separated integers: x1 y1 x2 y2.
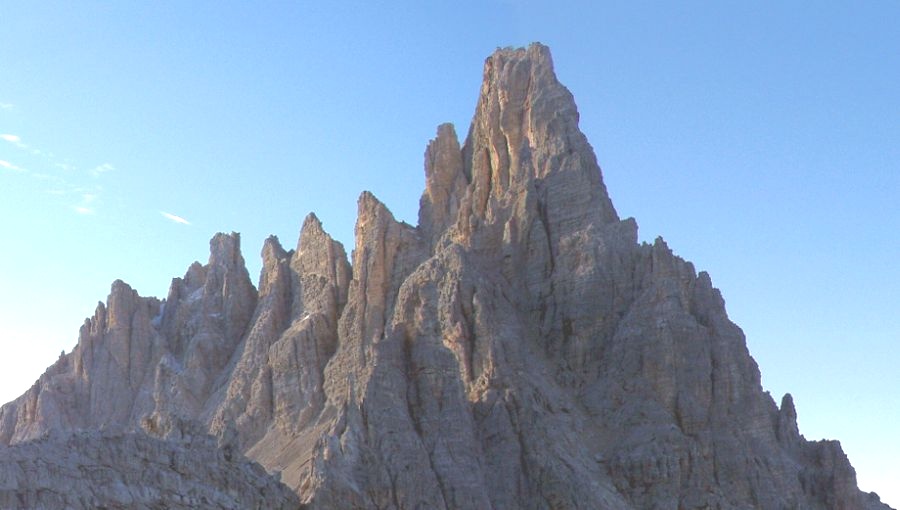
536 197 555 273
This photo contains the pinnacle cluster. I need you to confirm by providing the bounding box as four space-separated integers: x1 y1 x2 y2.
0 44 891 509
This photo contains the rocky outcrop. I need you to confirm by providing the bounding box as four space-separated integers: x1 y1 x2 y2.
0 233 258 445
0 428 300 510
0 43 892 510
419 123 467 250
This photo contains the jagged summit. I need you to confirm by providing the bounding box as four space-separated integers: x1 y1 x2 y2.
0 44 891 510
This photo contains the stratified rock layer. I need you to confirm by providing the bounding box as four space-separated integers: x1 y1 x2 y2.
0 43 892 510
0 428 300 510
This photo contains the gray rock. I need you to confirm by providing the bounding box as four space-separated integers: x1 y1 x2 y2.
0 429 299 509
0 43 892 510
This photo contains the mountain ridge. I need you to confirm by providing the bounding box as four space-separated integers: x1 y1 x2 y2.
0 43 891 510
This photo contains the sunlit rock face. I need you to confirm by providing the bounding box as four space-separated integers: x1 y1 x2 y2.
0 43 892 510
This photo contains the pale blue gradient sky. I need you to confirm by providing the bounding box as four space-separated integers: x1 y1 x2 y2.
1 1 897 505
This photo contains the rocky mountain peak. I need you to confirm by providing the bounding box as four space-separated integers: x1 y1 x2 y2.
209 231 246 270
0 44 891 510
419 122 466 249
297 212 325 250
777 392 802 445
459 43 617 235
261 234 288 265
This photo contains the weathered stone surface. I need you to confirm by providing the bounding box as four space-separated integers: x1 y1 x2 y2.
0 43 892 510
155 232 258 418
419 122 467 250
0 429 300 510
0 279 166 445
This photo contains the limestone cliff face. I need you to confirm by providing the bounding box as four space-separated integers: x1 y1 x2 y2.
0 43 892 510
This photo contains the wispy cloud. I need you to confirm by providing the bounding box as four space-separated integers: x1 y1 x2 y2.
0 160 26 172
0 134 27 150
1 130 118 216
2 135 78 169
89 163 114 178
69 190 100 216
0 103 12 110
1 133 34 155
161 211 191 225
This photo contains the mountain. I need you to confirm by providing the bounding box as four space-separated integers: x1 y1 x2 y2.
0 43 891 510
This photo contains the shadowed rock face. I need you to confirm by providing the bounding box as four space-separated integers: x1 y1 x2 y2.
0 43 892 510
0 427 300 510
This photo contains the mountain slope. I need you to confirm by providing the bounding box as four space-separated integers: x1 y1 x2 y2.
1 43 891 510
0 427 300 510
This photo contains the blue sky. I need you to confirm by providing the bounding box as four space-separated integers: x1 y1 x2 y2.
1 1 898 504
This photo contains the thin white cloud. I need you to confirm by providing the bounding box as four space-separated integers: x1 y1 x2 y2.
161 211 191 225
0 134 27 150
0 103 12 110
0 160 25 172
0 134 114 212
89 163 114 178
0 135 116 212
71 189 101 216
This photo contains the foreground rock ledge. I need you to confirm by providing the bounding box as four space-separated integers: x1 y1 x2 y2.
0 428 300 510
